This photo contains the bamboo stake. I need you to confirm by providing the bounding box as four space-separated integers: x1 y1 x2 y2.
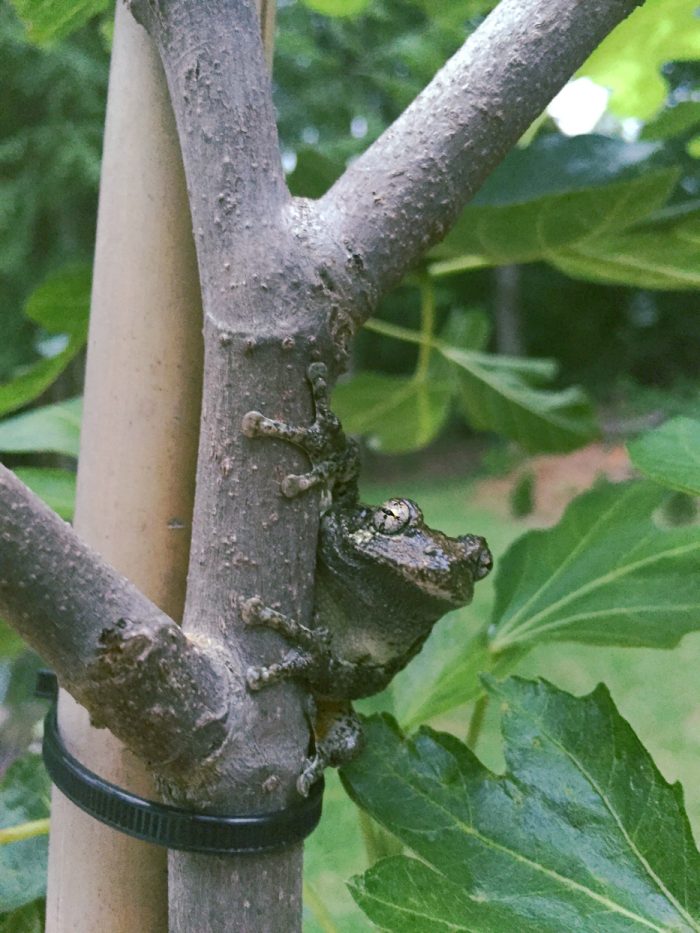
45 6 202 930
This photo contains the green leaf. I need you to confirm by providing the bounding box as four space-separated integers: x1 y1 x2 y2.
551 209 700 290
471 136 667 206
0 350 82 419
641 101 700 142
510 469 535 518
433 170 677 268
344 678 700 933
13 468 76 520
24 264 90 336
300 0 370 17
362 318 597 453
0 266 90 418
397 631 491 726
430 136 678 271
446 346 598 453
0 398 81 457
0 756 50 913
439 308 491 353
629 417 700 497
8 0 112 44
0 900 44 933
427 133 699 290
580 0 700 120
489 481 700 653
332 373 452 453
0 622 26 662
350 855 491 932
286 148 343 199
397 633 524 730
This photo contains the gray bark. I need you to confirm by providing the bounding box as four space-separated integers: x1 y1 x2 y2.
318 0 645 312
0 0 646 928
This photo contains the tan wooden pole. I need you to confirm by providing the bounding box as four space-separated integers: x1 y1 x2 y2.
45 4 276 930
45 5 203 930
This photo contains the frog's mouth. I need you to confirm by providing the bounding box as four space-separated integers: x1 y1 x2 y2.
459 534 493 581
393 558 476 607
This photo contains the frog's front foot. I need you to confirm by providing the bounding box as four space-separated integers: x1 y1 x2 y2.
241 362 359 504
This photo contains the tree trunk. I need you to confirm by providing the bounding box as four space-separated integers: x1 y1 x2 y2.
494 265 524 356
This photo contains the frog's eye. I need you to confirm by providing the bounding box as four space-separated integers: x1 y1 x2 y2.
372 498 414 535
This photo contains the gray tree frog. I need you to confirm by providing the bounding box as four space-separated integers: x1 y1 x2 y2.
241 362 492 794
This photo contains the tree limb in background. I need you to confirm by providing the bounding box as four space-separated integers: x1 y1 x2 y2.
317 0 645 314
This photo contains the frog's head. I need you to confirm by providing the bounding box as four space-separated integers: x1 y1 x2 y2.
320 497 492 611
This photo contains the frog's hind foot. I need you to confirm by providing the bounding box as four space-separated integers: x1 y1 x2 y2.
242 597 330 650
246 650 315 692
297 703 365 796
280 461 338 499
242 596 330 691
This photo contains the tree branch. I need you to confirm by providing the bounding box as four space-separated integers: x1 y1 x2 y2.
0 465 230 788
318 0 644 310
128 0 290 302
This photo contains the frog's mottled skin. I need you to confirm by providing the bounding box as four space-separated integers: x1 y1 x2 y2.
242 363 492 794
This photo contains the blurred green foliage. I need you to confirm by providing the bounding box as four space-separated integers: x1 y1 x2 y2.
275 0 493 163
0 754 50 914
9 0 111 44
0 267 89 418
581 0 700 119
0 4 106 380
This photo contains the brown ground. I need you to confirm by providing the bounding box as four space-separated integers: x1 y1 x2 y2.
473 441 634 525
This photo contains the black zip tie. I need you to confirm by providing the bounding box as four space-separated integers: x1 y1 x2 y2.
35 668 59 701
37 671 324 855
